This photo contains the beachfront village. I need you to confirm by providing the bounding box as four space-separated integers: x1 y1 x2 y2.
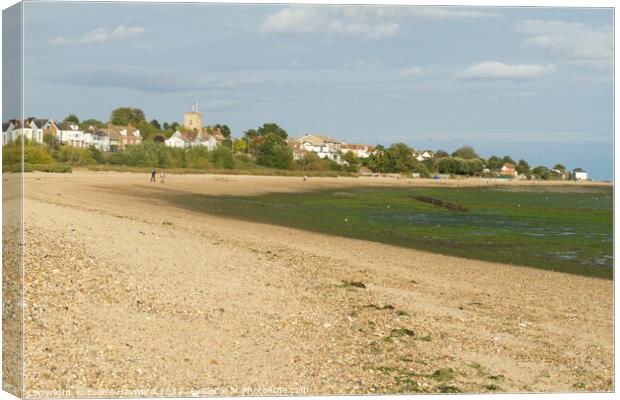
2 104 588 180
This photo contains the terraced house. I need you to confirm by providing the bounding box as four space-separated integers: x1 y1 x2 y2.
3 117 54 144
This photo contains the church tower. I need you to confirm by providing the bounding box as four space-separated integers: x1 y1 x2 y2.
183 101 202 131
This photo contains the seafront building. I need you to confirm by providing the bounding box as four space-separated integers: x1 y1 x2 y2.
2 118 143 151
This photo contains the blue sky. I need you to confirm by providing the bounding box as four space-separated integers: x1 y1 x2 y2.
15 2 614 179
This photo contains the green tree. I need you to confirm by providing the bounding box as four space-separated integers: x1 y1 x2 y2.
486 155 503 170
437 157 471 175
532 165 550 180
467 158 484 175
243 129 259 154
411 161 430 178
256 133 294 169
136 120 161 142
517 159 531 176
367 145 388 173
234 139 247 153
342 151 361 172
502 155 516 165
257 123 288 140
64 114 79 124
451 146 478 159
243 128 258 140
110 107 146 126
342 151 360 167
385 143 416 173
553 163 566 172
79 119 105 130
150 119 161 130
214 124 231 138
434 149 449 159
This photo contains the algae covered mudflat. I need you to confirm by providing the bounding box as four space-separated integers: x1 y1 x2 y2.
172 184 613 279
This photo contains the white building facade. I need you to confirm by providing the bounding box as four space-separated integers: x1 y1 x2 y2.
296 133 343 163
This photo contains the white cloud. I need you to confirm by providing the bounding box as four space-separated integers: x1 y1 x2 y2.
399 67 423 77
456 61 556 80
259 6 497 39
515 19 612 61
260 6 399 39
50 25 145 46
408 7 499 19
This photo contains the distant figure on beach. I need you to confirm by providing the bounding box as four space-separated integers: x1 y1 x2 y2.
160 169 166 184
150 168 156 182
303 175 308 182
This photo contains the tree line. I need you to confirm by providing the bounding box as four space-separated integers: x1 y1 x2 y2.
7 107 579 179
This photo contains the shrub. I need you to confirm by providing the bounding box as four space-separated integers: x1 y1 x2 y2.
209 146 235 169
53 146 95 165
3 140 54 165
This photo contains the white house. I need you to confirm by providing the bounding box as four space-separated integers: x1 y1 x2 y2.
573 170 588 181
28 119 49 143
3 121 15 145
165 129 219 150
20 118 45 143
90 129 111 151
165 130 190 148
205 135 218 151
4 118 53 144
295 133 343 163
499 163 517 177
53 121 88 147
340 143 376 159
83 131 93 147
415 150 433 162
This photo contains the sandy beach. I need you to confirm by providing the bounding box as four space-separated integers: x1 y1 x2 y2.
20 172 613 395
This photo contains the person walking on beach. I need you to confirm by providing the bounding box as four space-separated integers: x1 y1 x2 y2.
160 169 166 184
150 168 156 182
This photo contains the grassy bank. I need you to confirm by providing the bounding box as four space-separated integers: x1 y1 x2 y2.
161 185 613 279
